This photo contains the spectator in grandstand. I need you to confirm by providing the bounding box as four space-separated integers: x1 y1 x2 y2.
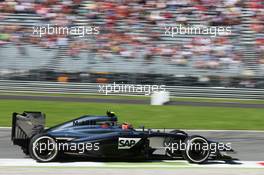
0 0 262 74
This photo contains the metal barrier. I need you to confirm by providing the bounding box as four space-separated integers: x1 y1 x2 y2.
0 80 263 99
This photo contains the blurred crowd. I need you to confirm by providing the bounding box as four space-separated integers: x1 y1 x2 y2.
0 0 263 70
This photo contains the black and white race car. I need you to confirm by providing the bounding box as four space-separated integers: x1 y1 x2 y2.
12 111 234 163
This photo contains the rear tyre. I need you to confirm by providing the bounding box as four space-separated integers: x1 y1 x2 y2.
29 134 59 162
182 135 210 164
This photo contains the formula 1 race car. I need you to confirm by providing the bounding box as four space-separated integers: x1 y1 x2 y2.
11 111 234 163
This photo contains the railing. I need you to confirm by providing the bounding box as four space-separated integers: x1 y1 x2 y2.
0 80 263 100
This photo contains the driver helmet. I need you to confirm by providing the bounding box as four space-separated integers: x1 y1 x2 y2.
121 122 132 130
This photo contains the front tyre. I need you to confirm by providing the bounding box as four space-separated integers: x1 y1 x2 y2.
29 134 59 162
182 135 210 164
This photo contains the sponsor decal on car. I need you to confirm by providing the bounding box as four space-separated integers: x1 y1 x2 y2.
118 137 141 149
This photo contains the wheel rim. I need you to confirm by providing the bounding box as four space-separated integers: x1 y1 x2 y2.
32 136 58 162
186 137 210 163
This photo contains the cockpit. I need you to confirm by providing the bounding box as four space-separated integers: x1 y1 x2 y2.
71 111 134 130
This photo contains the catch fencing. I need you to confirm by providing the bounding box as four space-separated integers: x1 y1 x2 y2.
0 80 263 100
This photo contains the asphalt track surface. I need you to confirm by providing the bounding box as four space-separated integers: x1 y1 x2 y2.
1 95 264 174
1 94 264 160
1 128 264 175
0 167 263 175
1 94 264 108
1 128 264 161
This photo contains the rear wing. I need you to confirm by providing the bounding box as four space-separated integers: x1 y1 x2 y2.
12 112 45 147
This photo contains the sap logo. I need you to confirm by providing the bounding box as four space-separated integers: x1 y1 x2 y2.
118 138 141 149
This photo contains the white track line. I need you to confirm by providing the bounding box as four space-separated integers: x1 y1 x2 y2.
0 159 104 167
0 159 263 168
0 127 11 129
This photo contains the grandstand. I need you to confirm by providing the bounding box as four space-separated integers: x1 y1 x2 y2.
0 0 263 85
